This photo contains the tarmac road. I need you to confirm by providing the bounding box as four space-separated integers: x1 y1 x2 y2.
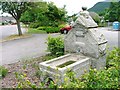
98 27 119 49
0 25 26 40
0 25 119 65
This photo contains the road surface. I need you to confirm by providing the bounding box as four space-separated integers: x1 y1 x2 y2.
0 25 119 65
98 27 119 49
0 25 26 40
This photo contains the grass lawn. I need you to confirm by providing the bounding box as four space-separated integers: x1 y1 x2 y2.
27 28 47 34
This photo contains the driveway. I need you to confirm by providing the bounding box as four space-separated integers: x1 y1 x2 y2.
0 25 119 65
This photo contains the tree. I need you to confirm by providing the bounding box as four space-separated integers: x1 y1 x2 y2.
20 1 48 24
21 1 67 27
103 1 120 22
0 1 30 36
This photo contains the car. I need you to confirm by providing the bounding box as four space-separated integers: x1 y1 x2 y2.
60 25 72 34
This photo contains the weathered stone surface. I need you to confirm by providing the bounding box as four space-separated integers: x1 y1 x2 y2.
64 9 107 69
39 9 108 84
39 54 90 84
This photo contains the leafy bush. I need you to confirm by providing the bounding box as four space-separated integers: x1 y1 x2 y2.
15 48 119 89
46 36 64 56
60 47 119 88
106 47 120 69
31 26 60 33
29 22 41 28
45 27 60 33
0 66 8 79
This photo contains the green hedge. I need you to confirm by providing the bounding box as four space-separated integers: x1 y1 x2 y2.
29 22 41 28
37 27 60 33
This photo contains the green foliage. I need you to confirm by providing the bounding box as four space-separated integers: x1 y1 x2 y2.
0 1 31 35
15 72 37 88
60 48 119 88
15 48 119 89
106 47 120 69
21 1 67 27
100 1 120 22
108 2 120 22
28 26 60 34
29 22 41 28
28 28 46 34
88 2 111 13
46 36 64 56
0 1 30 20
0 66 8 79
44 27 60 33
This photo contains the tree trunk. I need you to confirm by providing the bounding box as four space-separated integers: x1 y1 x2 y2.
16 20 22 36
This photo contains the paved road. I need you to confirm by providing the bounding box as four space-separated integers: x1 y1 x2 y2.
0 25 119 65
98 27 119 49
1 33 60 65
0 25 26 40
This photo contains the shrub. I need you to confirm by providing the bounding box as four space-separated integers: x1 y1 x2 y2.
0 66 8 79
15 48 119 89
29 22 41 28
45 27 60 33
60 48 119 88
46 36 64 56
106 47 120 69
37 26 60 33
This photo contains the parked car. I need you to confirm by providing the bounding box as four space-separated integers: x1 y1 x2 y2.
60 25 72 34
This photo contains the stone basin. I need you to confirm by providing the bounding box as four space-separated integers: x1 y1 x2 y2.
39 53 90 84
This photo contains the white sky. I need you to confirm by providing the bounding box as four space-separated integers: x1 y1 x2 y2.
0 0 105 16
44 0 105 15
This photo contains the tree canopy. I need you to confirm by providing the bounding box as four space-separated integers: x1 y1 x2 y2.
20 1 67 27
100 1 120 22
0 1 31 35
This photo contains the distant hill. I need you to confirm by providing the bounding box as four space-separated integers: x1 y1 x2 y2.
88 2 111 13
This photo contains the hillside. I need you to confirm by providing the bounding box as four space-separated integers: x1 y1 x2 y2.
88 2 111 13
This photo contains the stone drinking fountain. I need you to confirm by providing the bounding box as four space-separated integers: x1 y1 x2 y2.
39 7 107 84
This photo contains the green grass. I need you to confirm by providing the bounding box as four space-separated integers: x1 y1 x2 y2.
0 66 8 79
28 28 47 34
57 61 76 68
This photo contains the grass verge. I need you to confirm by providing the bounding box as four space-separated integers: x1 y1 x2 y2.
0 34 32 43
27 28 47 34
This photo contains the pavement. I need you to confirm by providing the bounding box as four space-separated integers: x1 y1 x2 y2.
98 27 119 49
1 33 60 65
0 25 26 40
0 25 119 65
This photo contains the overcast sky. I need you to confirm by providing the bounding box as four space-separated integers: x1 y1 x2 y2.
1 0 105 16
44 0 105 15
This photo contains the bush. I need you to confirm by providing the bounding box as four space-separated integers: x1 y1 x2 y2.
46 36 64 56
45 27 60 33
60 47 119 88
15 48 119 89
29 22 41 28
37 27 60 33
0 66 8 79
